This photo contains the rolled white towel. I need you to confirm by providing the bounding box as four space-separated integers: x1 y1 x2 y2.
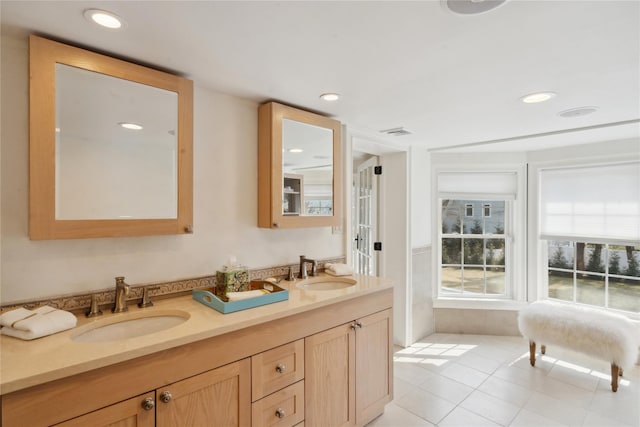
0 306 77 340
226 289 270 302
324 262 354 276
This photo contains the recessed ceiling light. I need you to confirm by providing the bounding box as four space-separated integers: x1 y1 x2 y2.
288 148 304 153
558 106 599 118
84 9 125 30
320 93 340 102
118 122 143 130
520 91 556 104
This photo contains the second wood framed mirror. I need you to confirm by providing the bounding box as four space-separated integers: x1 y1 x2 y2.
258 102 342 229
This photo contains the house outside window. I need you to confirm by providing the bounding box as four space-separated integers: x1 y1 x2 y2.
484 203 491 217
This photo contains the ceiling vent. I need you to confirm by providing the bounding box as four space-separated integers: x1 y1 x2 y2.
558 106 599 118
380 127 412 136
443 0 508 15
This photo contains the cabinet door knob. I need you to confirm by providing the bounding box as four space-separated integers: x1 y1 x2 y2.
141 397 155 411
350 322 358 330
275 408 286 418
275 363 286 373
355 321 363 328
160 390 172 403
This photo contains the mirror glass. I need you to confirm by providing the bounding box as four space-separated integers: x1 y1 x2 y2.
55 64 178 220
282 118 334 216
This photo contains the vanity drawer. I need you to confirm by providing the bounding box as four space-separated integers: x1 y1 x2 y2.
252 380 304 427
252 339 304 401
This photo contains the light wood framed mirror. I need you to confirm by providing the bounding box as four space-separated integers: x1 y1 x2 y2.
29 35 193 240
258 102 342 229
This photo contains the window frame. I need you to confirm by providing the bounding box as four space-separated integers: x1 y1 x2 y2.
529 153 640 319
431 162 527 310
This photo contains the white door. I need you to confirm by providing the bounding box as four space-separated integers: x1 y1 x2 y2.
353 156 379 276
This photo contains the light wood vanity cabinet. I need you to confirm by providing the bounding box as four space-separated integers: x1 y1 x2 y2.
53 392 156 427
305 309 393 427
156 360 250 427
1 289 392 427
52 360 251 427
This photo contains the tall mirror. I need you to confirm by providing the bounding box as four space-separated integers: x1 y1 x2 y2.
258 102 342 229
29 35 193 239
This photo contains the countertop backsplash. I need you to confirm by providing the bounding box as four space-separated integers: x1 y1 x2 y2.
0 256 345 315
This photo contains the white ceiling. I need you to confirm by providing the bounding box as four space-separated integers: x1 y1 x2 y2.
2 0 639 152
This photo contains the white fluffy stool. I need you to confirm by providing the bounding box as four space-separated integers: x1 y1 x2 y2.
518 300 640 392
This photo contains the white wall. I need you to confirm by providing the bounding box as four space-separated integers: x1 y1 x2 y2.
0 35 343 304
410 145 431 247
379 151 410 346
409 145 434 341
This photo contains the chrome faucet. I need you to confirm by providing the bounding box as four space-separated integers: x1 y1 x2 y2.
113 276 130 313
299 255 317 279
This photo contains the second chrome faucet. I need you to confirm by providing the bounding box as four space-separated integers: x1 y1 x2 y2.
299 255 317 280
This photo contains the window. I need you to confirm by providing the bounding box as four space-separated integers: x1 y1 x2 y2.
304 199 332 215
539 161 640 313
436 171 518 302
465 204 473 217
441 200 508 297
547 241 640 313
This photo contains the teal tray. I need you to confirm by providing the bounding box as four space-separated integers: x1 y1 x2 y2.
192 281 288 314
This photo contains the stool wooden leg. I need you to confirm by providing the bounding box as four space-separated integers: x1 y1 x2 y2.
529 341 536 367
611 364 619 392
541 344 546 355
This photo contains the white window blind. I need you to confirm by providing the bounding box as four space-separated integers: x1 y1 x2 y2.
539 162 640 244
437 172 517 200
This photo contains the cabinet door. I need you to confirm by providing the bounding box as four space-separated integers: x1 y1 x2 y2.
304 323 355 427
355 309 393 426
156 358 251 427
54 392 155 427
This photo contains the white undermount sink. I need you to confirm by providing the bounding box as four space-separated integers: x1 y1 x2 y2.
296 276 357 291
72 310 190 343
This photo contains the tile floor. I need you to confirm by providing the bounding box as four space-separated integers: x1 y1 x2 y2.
367 334 640 427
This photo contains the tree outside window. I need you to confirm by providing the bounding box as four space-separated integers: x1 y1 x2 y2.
547 241 640 313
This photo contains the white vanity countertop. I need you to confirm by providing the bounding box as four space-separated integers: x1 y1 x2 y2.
0 274 392 395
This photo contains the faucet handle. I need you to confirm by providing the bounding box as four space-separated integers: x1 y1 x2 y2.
287 266 295 281
139 286 159 308
86 294 103 318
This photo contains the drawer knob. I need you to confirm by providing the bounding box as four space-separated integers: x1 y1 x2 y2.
141 397 155 411
275 408 286 418
160 390 172 403
275 363 286 373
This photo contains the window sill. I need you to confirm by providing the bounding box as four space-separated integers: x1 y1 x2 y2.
434 297 528 311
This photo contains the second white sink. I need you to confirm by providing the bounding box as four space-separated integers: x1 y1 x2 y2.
72 310 190 343
297 276 357 291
